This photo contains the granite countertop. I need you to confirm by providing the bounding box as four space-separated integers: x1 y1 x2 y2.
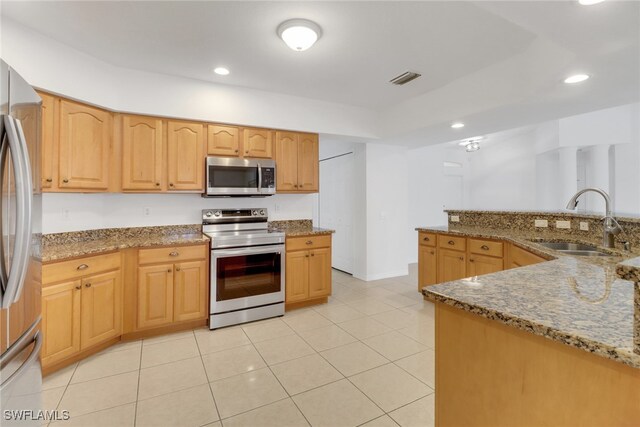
268 220 335 237
417 225 640 369
42 225 209 263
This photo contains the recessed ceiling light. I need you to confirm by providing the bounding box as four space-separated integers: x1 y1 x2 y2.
564 74 590 84
277 19 322 51
451 122 465 129
214 67 230 76
578 0 606 5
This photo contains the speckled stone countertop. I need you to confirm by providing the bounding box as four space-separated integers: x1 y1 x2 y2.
417 225 640 368
269 220 335 237
42 225 209 263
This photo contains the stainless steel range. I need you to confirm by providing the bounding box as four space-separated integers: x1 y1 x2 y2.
203 208 285 329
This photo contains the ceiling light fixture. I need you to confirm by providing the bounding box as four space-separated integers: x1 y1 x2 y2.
214 67 230 76
277 19 322 51
564 74 590 84
464 141 480 152
578 0 606 5
458 136 483 152
451 122 465 129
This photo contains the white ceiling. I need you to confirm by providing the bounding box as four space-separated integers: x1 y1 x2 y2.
2 1 639 142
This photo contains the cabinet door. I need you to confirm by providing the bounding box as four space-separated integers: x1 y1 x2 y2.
437 248 467 283
297 133 319 192
208 125 240 157
243 128 273 159
275 132 298 192
173 260 208 322
285 251 308 303
418 245 438 290
41 280 81 367
80 270 122 350
468 254 503 277
121 115 164 191
39 92 56 189
308 248 331 298
507 244 546 269
137 264 174 329
167 121 205 191
58 100 111 190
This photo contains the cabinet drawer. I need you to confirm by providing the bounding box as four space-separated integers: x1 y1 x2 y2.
469 239 503 258
43 252 121 285
286 235 331 251
437 235 466 252
138 245 207 265
419 232 436 247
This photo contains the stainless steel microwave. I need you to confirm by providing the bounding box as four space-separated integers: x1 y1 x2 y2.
205 157 276 197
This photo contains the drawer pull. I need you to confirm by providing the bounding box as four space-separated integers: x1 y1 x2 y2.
75 285 81 290
155 182 160 186
77 264 89 270
46 178 52 183
430 251 435 255
311 253 315 257
469 259 475 263
235 149 239 153
62 179 69 184
85 283 92 288
448 240 455 245
305 254 309 258
423 237 430 241
305 241 313 245
176 267 181 271
167 269 172 273
459 257 464 261
481 245 490 250
169 251 179 257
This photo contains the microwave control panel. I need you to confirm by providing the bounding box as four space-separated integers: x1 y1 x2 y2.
262 167 275 189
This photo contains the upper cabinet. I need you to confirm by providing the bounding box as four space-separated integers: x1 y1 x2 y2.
121 115 164 191
275 131 318 193
207 125 273 159
207 125 240 157
167 120 205 191
58 100 112 190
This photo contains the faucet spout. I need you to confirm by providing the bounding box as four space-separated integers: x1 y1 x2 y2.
565 188 621 248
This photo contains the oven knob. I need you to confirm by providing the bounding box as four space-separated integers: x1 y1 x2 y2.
214 211 221 217
252 210 258 216
260 209 265 216
205 211 213 217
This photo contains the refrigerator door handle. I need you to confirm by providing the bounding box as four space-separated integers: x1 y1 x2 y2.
0 115 32 308
0 330 42 391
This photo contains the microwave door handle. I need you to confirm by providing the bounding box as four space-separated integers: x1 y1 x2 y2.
1 116 32 308
257 163 262 194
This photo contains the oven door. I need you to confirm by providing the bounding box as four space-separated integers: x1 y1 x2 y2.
206 157 261 196
211 244 285 313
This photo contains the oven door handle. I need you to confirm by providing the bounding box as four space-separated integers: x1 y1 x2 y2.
212 244 284 257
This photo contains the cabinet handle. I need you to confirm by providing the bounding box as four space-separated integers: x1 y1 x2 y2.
430 251 435 255
423 237 430 241
305 241 313 245
155 182 160 186
62 179 69 184
169 251 179 257
235 149 239 153
77 264 88 270
176 267 181 271
305 254 309 258
300 184 304 188
311 253 315 257
459 257 464 261
294 184 298 188
169 183 174 187
469 259 475 263
167 269 172 273
481 245 490 251
448 240 455 245
75 285 81 290
85 283 92 288
46 178 52 183
245 151 248 154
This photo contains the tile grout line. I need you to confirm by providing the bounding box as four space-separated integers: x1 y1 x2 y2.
193 328 223 425
132 335 144 427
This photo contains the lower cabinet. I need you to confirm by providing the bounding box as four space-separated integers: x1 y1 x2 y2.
41 257 122 369
285 236 332 306
136 245 208 330
417 232 547 291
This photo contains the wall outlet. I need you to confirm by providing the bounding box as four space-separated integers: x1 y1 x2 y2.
556 220 571 229
450 215 460 223
534 219 548 228
143 207 151 216
580 222 589 231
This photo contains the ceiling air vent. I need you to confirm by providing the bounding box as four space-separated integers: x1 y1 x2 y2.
389 71 422 86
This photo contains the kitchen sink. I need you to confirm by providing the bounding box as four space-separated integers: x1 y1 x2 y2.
533 241 611 257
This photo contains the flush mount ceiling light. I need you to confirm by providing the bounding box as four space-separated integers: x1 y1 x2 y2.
451 122 465 129
564 74 590 84
277 19 322 51
578 0 606 5
213 67 230 76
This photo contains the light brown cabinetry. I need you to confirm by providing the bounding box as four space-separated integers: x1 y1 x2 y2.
418 233 547 291
121 115 164 191
208 125 240 156
136 245 208 330
207 125 273 159
167 120 205 191
39 92 56 188
285 235 332 307
58 100 112 190
41 254 122 369
242 128 273 158
275 131 318 193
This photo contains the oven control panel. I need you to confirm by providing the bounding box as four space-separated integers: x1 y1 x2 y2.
202 208 268 223
261 167 275 189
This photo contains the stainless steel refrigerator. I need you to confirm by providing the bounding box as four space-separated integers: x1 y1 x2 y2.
0 59 43 426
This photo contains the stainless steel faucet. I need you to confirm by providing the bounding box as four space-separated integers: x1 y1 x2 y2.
565 188 622 248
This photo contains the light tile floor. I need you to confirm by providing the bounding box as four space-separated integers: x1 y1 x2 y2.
43 266 436 427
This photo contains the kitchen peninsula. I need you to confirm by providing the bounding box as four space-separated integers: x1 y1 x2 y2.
418 211 640 427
